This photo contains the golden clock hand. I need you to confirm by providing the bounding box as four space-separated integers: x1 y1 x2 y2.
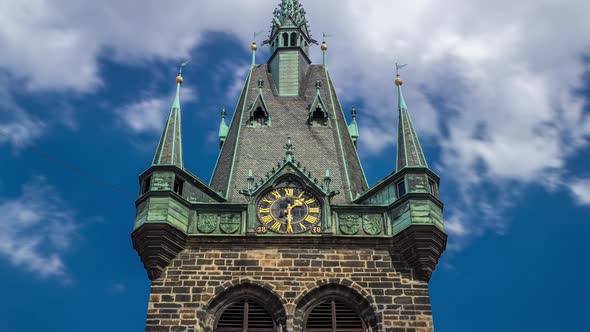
285 203 294 233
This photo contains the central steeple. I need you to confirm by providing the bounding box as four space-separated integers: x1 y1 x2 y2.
264 0 317 96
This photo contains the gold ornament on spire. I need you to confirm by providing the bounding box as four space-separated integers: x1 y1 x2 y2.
176 74 183 84
395 62 407 86
251 42 258 51
321 41 328 51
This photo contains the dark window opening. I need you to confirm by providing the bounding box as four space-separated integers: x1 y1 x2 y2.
306 299 365 332
310 107 327 126
216 299 275 332
290 32 297 46
252 107 268 126
428 179 438 197
173 177 184 196
282 33 288 47
141 176 151 195
396 180 406 198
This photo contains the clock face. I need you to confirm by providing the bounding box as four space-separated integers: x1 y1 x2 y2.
256 187 322 234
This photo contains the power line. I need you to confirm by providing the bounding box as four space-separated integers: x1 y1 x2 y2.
0 129 136 196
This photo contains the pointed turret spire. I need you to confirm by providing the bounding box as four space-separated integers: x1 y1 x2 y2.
348 107 359 147
395 66 428 170
152 61 190 168
218 107 229 148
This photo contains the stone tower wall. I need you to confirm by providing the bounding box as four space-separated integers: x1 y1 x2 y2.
145 245 435 332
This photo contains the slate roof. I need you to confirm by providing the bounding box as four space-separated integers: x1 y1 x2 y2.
396 81 428 170
153 82 183 168
210 64 368 204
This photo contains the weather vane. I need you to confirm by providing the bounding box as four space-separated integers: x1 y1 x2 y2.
253 31 264 43
395 62 408 76
179 59 191 74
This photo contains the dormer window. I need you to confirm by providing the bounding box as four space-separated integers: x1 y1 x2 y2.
252 107 269 126
282 33 288 47
309 106 328 127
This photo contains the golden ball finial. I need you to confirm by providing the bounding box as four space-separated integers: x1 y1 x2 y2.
176 74 183 84
321 41 328 51
395 75 403 86
251 42 257 51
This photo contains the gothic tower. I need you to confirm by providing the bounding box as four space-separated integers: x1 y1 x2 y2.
132 1 447 331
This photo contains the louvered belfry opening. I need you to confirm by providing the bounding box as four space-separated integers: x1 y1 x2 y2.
305 299 366 332
216 299 275 332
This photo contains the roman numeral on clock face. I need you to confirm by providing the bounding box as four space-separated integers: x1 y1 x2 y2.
260 215 273 224
284 188 294 197
270 221 282 231
308 207 320 214
258 207 270 213
304 215 318 224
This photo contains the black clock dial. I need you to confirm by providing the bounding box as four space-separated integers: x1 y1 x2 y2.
256 187 322 234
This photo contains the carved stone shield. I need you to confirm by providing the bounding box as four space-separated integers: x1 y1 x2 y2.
219 214 240 234
339 214 360 235
197 214 218 234
362 214 383 235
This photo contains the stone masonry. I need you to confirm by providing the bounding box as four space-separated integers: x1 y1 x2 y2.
145 243 435 332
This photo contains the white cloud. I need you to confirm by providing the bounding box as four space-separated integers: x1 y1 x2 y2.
569 179 590 206
116 87 197 135
0 177 77 278
0 82 46 148
2 0 590 248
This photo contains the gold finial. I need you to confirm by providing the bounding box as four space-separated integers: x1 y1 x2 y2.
321 41 328 51
176 59 191 84
251 42 257 51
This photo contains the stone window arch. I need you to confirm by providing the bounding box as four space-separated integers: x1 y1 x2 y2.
205 282 287 332
290 32 297 46
216 298 275 332
305 298 366 332
282 33 289 47
294 284 379 332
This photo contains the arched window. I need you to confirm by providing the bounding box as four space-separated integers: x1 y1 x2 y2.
282 33 289 47
216 299 275 332
310 107 328 127
290 32 297 46
305 299 366 332
252 107 268 126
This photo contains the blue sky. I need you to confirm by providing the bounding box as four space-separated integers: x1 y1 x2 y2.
1 1 590 331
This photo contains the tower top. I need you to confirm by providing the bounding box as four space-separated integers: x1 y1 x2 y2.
152 62 190 168
264 0 317 50
394 66 429 170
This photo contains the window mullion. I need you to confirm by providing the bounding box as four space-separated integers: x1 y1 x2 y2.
244 301 249 332
331 300 337 332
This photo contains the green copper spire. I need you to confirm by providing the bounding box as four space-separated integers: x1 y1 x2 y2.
348 107 359 146
218 107 229 148
395 68 428 170
152 62 190 168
